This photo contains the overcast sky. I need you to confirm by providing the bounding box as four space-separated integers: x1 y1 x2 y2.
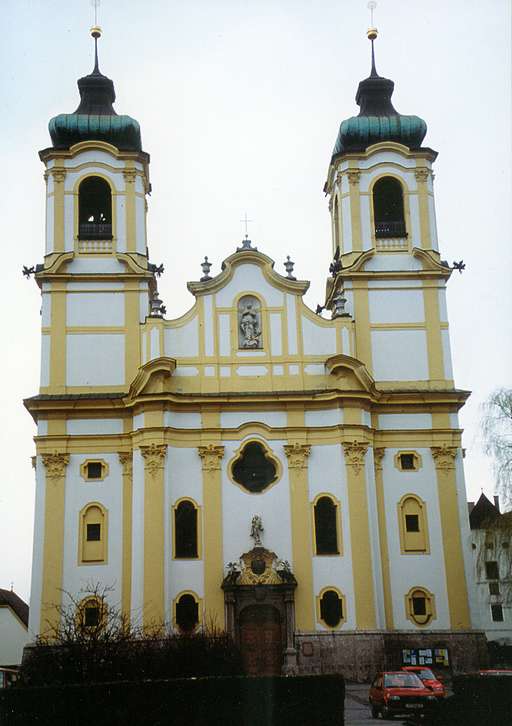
1 0 510 602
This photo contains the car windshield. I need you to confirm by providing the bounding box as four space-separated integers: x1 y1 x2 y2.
384 673 423 689
415 668 435 679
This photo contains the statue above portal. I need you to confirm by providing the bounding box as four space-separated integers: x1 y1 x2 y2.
238 296 262 349
250 514 264 547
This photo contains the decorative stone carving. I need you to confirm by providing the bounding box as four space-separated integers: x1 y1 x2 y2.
328 197 334 212
198 444 225 471
347 170 361 186
123 169 137 184
140 443 167 476
284 443 311 469
373 447 386 471
335 171 343 186
250 515 264 547
118 452 133 477
42 452 69 479
431 445 458 476
224 547 297 587
238 295 262 349
343 440 369 475
414 168 430 183
50 169 66 184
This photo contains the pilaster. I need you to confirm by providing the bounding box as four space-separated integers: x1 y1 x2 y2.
119 452 133 620
373 447 394 628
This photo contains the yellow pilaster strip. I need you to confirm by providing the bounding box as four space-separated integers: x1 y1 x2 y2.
123 165 137 253
431 446 471 629
51 166 66 253
415 168 432 249
374 448 394 629
353 281 372 372
423 282 445 382
50 282 67 392
119 452 133 620
343 440 377 628
284 442 314 630
198 444 225 626
348 169 362 252
40 452 69 633
124 283 141 386
140 443 167 627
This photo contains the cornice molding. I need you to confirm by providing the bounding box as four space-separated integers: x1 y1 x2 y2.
126 357 177 401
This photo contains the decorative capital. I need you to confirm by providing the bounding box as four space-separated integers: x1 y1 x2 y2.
198 444 225 471
335 171 343 186
431 445 457 475
343 440 369 475
42 452 69 479
123 169 137 184
284 443 311 469
50 169 66 184
118 452 133 477
414 168 430 183
328 197 334 212
140 443 167 476
347 170 361 186
373 447 386 471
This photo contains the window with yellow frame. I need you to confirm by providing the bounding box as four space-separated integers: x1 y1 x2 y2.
79 503 107 563
397 494 430 554
312 494 342 556
394 451 422 472
80 459 109 482
173 498 201 559
316 587 346 629
173 591 202 633
405 587 436 627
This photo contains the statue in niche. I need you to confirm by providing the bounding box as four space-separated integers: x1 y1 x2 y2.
238 296 262 349
250 515 264 547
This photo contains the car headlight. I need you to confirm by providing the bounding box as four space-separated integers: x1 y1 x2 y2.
389 696 401 701
426 695 436 701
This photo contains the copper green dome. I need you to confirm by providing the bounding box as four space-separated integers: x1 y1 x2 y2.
332 40 427 159
49 33 142 152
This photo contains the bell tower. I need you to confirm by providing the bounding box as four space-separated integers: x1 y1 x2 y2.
37 26 154 394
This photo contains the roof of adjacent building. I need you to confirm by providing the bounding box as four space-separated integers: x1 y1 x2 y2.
0 589 29 628
469 493 502 529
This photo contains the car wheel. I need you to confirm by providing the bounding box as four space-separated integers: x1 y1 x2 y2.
371 704 380 718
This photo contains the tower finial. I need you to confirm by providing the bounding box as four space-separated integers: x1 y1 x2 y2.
367 1 378 77
90 0 102 73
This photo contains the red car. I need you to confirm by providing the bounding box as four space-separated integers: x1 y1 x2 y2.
401 665 446 698
369 671 438 719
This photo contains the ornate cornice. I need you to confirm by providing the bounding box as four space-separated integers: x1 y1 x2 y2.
431 445 458 476
347 170 361 186
49 168 66 184
118 452 133 477
373 447 386 471
414 168 430 183
343 440 369 475
42 452 69 479
284 443 311 469
198 444 225 471
122 169 137 184
140 443 167 476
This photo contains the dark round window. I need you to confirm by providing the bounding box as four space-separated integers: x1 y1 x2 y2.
232 442 277 493
320 589 343 628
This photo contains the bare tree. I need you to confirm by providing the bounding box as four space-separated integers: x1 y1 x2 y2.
482 388 512 506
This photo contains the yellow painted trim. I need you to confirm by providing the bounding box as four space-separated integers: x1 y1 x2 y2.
397 493 430 555
367 173 412 253
199 442 225 628
76 595 106 628
394 450 422 472
226 438 282 494
311 493 343 556
119 452 132 620
374 449 394 628
79 458 109 481
172 497 202 560
316 586 347 630
49 282 66 392
51 165 66 253
172 590 203 632
125 282 141 386
404 586 437 627
142 443 166 627
352 282 372 372
348 163 362 252
78 501 108 564
423 282 445 382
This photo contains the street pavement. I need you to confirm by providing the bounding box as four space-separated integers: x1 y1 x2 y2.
345 683 409 725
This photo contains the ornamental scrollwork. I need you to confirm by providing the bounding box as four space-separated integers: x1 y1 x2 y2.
347 170 361 186
42 452 69 479
198 444 225 471
140 443 167 477
123 169 137 184
50 169 66 184
284 443 311 469
343 440 369 475
118 452 133 477
431 445 458 476
414 168 430 183
373 447 386 471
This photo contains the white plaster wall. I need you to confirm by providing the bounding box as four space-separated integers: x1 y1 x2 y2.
116 196 127 252
66 281 124 291
218 314 231 356
0 610 29 665
133 413 144 430
381 447 450 629
359 152 417 170
286 295 298 354
135 196 146 255
203 297 214 356
359 166 416 194
270 313 282 356
236 365 268 376
215 264 284 308
304 364 324 376
301 317 337 356
45 194 53 255
371 330 429 381
222 438 291 566
164 318 199 358
150 327 160 359
360 194 372 250
66 293 125 327
369 290 425 324
220 411 287 429
64 195 74 252
408 194 422 246
66 258 127 274
41 292 51 327
455 454 480 629
428 195 439 251
364 255 423 272
378 413 432 430
67 419 124 435
341 195 352 253
64 150 126 169
40 334 50 387
64 167 124 193
365 450 386 629
442 330 454 379
368 279 423 289
67 334 125 386
164 412 202 429
61 453 123 612
37 420 48 436
131 450 145 626
438 288 448 323
28 456 46 635
309 444 356 630
175 366 199 377
139 289 149 323
305 409 343 427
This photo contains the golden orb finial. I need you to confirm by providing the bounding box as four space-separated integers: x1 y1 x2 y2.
367 27 378 41
90 25 102 39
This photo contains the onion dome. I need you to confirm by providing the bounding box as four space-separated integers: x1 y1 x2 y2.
332 29 426 159
49 27 142 152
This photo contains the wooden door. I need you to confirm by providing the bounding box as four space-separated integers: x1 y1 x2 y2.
239 605 282 676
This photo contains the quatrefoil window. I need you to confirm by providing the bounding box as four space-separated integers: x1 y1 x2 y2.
231 441 279 493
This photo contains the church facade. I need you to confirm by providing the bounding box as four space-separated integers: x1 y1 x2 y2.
26 27 485 678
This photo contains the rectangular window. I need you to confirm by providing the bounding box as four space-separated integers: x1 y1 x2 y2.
489 582 500 596
405 514 420 532
87 462 103 479
491 604 504 622
485 561 500 580
84 606 100 627
412 596 427 616
86 523 101 541
400 454 415 470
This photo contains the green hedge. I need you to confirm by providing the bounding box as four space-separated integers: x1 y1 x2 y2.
0 674 345 726
423 674 512 725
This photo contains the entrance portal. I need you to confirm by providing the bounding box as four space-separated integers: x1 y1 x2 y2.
239 604 282 676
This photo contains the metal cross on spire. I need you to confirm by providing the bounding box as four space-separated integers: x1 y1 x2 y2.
91 0 101 25
240 212 253 240
367 1 377 26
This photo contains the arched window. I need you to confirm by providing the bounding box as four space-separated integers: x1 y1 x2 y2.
405 587 436 626
318 588 345 629
174 592 200 632
78 596 104 629
230 441 279 494
373 177 406 238
174 499 199 559
313 496 340 555
80 503 107 563
78 176 112 239
398 495 429 554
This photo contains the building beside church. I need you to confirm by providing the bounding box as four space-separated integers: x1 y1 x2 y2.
26 26 486 678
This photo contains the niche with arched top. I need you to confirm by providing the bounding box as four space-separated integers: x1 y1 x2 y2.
78 176 113 239
373 176 406 238
230 440 280 494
